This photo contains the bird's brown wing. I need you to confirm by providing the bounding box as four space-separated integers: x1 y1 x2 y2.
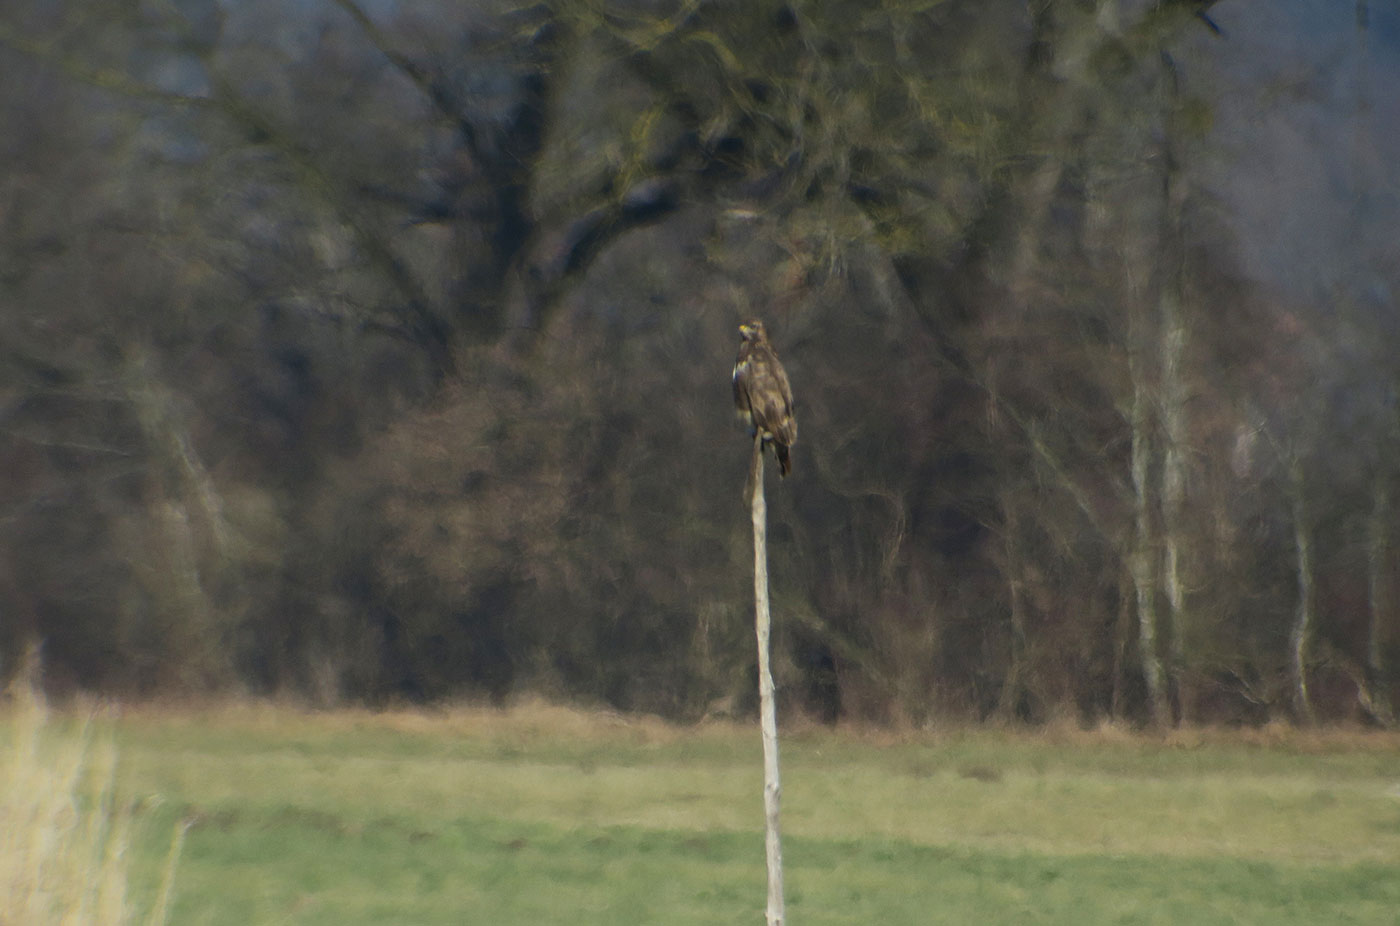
746 345 796 447
768 350 796 446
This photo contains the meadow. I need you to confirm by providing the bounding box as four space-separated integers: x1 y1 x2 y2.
8 698 1400 925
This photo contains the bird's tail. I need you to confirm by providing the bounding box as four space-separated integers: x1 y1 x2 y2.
776 442 792 478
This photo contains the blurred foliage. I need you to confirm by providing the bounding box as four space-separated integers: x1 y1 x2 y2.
0 0 1397 726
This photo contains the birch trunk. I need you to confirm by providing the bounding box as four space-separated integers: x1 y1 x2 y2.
1353 0 1394 727
1130 364 1170 727
1158 279 1188 724
1157 49 1189 723
1365 472 1395 725
1288 460 1316 724
1367 479 1386 684
749 434 785 926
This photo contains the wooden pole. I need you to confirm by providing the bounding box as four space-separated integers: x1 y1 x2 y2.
749 432 785 926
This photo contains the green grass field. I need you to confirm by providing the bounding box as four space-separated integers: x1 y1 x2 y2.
13 700 1400 924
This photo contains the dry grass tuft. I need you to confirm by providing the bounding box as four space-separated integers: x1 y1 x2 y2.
0 676 183 926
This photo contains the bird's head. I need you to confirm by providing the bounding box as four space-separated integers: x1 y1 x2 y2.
739 319 767 342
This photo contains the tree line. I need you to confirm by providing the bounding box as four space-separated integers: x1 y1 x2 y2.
0 0 1394 726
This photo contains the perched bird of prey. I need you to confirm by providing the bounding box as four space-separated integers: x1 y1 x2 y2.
733 319 797 477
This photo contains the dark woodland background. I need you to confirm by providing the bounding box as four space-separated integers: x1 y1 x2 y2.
3 0 1398 727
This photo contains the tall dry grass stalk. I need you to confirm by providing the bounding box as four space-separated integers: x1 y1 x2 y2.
0 675 183 926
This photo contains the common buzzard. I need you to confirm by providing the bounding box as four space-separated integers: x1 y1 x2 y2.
733 319 796 477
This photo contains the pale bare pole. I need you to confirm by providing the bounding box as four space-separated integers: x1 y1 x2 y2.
749 431 785 926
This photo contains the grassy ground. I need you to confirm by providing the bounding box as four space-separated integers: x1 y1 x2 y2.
12 700 1400 925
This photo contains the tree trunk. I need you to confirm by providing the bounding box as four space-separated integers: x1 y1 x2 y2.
749 434 785 926
1354 0 1394 728
1130 365 1170 727
1157 74 1190 723
996 492 1029 721
1365 471 1395 725
1288 460 1316 724
1112 569 1132 721
1160 345 1188 721
1156 260 1188 720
